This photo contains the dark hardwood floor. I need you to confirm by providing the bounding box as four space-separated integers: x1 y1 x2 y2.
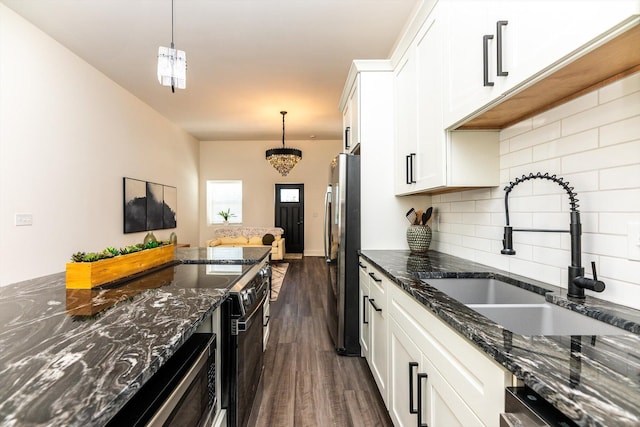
249 256 392 427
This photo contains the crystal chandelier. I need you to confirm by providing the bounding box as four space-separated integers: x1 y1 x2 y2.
157 0 186 93
266 111 302 176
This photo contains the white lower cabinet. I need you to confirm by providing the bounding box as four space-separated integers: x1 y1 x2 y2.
360 261 514 427
358 260 371 359
368 267 389 405
390 317 481 427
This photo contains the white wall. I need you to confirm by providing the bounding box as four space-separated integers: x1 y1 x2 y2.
0 5 200 286
431 71 640 309
199 139 342 255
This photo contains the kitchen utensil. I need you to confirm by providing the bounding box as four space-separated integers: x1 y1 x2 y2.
423 207 433 225
406 208 416 224
415 210 423 225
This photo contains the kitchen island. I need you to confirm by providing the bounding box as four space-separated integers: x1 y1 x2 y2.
0 247 270 426
360 249 640 426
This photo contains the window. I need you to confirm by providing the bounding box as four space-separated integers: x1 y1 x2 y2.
207 180 242 224
279 188 300 202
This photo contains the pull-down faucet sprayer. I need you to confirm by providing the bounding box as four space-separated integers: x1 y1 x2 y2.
501 172 605 299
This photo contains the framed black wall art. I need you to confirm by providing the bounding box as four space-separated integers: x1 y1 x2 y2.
123 177 177 233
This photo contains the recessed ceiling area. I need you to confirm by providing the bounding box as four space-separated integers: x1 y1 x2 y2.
1 0 420 141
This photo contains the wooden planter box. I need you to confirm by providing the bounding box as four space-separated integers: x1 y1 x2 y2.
66 244 175 289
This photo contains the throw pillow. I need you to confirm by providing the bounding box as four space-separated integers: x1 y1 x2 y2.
262 233 275 245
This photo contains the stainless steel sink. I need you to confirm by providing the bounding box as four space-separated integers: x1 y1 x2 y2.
423 278 546 304
468 303 626 336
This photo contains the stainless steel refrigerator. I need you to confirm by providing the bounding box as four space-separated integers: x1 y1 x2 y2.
324 153 360 356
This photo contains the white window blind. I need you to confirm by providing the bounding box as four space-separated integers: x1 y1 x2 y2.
206 180 242 224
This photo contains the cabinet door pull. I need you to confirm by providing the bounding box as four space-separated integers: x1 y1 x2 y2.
358 262 367 270
409 362 419 415
406 154 412 184
410 153 417 183
483 34 494 87
417 372 429 427
368 272 382 283
496 21 508 76
368 298 382 312
362 295 369 324
345 126 351 150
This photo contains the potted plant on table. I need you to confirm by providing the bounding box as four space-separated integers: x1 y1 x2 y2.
218 208 236 224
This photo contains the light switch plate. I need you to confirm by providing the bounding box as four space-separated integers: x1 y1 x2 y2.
628 222 640 261
15 213 33 226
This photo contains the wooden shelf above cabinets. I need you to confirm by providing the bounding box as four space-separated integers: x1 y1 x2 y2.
457 23 640 130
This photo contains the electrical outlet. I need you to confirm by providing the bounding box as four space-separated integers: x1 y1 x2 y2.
15 213 33 226
628 222 640 261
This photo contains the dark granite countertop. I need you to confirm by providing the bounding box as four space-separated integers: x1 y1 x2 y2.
0 247 270 426
177 246 271 264
360 250 640 427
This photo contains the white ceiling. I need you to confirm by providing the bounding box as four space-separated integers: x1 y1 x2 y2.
1 0 419 141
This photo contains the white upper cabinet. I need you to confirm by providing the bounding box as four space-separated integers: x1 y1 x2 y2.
339 60 393 154
443 0 640 128
394 7 499 195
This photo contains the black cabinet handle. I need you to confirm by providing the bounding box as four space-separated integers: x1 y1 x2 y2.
409 362 419 415
417 372 429 427
483 34 494 87
358 262 367 270
410 153 417 184
368 298 382 312
345 126 351 150
406 154 412 184
263 315 270 327
362 295 369 324
496 21 508 76
368 272 382 283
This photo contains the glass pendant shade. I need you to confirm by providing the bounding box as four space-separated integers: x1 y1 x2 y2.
157 46 186 90
266 111 302 176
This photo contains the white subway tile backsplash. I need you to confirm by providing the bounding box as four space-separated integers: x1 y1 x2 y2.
462 212 491 225
580 189 640 212
582 233 628 258
598 70 640 104
562 141 640 174
431 73 640 310
599 213 640 235
600 115 640 147
562 91 640 136
510 122 561 152
532 246 571 269
450 200 476 213
600 164 640 190
533 92 598 127
501 119 533 140
502 148 532 169
532 129 598 162
600 256 640 286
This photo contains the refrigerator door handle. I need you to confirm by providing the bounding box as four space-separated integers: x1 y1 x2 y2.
323 187 331 261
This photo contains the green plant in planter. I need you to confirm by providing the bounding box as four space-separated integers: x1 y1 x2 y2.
70 241 168 263
218 208 236 222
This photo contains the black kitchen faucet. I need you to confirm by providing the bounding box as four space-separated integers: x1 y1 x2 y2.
501 172 605 299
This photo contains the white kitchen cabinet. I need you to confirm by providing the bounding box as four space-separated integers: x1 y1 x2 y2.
358 259 371 359
389 317 481 427
367 266 389 405
388 282 513 427
342 81 359 153
394 7 500 195
442 0 640 128
339 60 393 154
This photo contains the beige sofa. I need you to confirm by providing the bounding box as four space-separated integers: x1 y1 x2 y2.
206 226 285 261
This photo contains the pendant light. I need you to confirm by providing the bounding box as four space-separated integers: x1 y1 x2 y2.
266 111 302 176
157 0 186 92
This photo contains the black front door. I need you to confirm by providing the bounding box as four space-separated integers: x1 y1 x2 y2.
274 184 304 253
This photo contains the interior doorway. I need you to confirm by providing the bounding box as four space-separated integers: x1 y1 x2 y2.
275 184 304 254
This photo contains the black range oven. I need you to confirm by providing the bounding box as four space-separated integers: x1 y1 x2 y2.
224 261 271 427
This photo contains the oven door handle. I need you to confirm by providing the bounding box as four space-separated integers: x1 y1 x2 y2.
237 292 268 333
146 336 213 426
